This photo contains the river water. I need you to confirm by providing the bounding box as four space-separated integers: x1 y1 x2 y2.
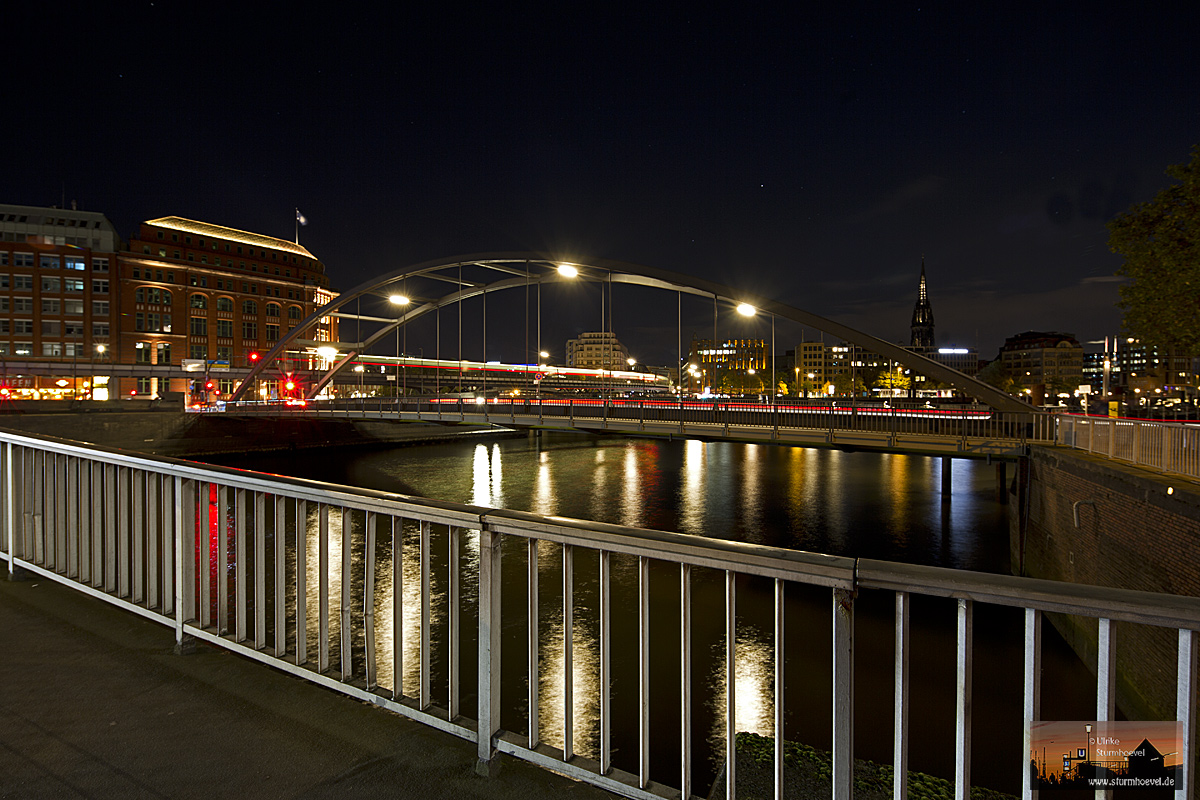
216 431 1096 795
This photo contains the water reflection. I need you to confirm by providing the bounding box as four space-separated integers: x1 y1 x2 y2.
220 432 1024 793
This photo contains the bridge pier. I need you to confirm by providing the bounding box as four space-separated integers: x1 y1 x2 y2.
941 456 952 501
995 461 1007 504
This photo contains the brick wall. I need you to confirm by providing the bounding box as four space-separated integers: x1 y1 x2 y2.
1012 445 1200 720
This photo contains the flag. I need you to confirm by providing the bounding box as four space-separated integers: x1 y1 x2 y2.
296 209 308 226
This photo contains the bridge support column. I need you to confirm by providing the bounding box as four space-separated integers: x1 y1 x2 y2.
941 457 952 501
995 461 1007 504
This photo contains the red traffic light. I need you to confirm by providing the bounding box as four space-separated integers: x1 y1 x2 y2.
205 380 215 390
0 387 10 399
284 379 297 392
248 351 261 364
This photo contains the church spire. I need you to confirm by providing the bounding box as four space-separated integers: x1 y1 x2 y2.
910 258 935 349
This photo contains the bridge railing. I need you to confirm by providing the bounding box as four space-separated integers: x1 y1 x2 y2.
239 395 1045 448
1 428 1194 800
1052 413 1200 480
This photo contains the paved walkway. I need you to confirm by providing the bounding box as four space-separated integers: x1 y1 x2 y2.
0 572 612 800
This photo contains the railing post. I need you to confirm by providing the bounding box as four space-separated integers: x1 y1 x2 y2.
832 587 854 800
1022 608 1041 800
476 522 502 777
895 592 911 800
1179 629 1197 800
955 599 973 800
5 442 14 579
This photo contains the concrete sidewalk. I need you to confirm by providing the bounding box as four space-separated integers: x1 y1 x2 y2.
0 573 610 800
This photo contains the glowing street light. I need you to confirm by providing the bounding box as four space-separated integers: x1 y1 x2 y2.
736 302 756 317
557 264 579 278
389 294 410 305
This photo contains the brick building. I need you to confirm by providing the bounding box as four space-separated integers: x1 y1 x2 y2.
0 203 336 401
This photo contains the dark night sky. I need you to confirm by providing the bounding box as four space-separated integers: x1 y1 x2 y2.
6 4 1198 363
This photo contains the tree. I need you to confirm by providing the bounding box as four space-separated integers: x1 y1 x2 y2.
976 359 1020 394
1109 145 1200 353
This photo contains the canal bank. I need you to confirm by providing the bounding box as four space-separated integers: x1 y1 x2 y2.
1012 445 1200 721
0 409 517 458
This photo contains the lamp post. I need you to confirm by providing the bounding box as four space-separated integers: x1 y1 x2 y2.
390 293 410 407
93 344 106 400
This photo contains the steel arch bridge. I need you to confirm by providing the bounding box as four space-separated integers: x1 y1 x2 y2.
229 252 1034 413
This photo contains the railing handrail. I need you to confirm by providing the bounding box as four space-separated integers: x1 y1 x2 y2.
2 425 1194 630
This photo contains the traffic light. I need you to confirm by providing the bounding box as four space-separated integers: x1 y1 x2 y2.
248 351 261 366
284 378 297 393
205 380 215 391
0 387 11 400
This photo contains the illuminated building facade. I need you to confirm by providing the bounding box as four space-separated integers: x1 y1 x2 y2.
565 330 628 369
0 203 121 399
0 202 338 401
685 337 768 394
117 217 335 399
999 331 1083 390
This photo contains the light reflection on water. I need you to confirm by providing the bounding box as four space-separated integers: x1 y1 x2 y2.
222 431 1051 794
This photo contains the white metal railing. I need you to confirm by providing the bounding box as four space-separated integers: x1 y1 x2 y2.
1052 413 1200 480
230 396 1046 456
1 428 1196 800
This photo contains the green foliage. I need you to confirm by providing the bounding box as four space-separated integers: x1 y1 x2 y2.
1109 145 1200 354
735 732 1016 800
976 359 1019 393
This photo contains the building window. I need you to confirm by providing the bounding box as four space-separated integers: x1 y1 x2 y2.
14 320 34 335
92 300 110 316
39 255 60 270
288 306 303 320
92 322 109 337
42 342 64 357
41 277 60 293
216 347 232 362
14 253 34 268
137 286 172 305
217 320 234 338
41 299 61 314
190 317 208 336
41 321 61 336
0 253 7 266
14 343 33 356
190 293 207 309
242 300 257 315
93 257 109 272
65 257 85 271
0 320 8 334
216 297 234 312
14 275 32 291
242 321 257 339
14 298 33 313
190 345 205 360
266 303 280 318
135 342 152 364
64 299 84 315
92 279 109 294
136 377 152 395
0 297 6 312
265 324 279 341
64 278 84 293
156 342 171 365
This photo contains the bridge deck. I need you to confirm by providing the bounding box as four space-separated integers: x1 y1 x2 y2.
229 402 1033 458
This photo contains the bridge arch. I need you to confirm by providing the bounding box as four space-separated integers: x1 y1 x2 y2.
229 252 1034 413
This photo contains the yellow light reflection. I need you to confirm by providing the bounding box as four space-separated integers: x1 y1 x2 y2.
680 439 707 534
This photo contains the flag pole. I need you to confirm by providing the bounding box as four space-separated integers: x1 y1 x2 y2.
295 208 299 245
